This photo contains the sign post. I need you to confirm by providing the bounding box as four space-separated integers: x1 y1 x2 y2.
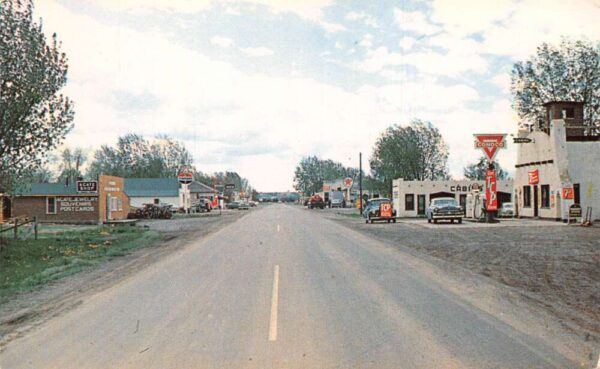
474 134 506 222
178 170 193 213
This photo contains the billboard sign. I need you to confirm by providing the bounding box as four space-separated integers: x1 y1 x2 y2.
528 169 539 185
474 134 507 161
562 188 574 200
485 170 498 211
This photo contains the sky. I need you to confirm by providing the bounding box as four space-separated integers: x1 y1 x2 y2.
33 0 600 191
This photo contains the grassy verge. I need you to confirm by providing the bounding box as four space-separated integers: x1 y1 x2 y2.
0 225 160 302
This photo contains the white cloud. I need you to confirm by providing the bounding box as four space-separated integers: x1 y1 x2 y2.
492 73 511 94
345 11 379 28
210 36 234 48
430 0 514 36
398 36 416 50
239 46 274 57
393 8 440 36
359 34 374 48
358 46 488 77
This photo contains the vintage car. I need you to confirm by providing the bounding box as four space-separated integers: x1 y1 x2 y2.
362 198 397 223
425 197 464 224
498 202 514 217
308 195 325 209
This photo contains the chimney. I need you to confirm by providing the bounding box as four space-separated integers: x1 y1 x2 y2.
543 101 585 137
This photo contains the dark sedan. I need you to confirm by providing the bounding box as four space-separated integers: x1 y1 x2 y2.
425 197 464 224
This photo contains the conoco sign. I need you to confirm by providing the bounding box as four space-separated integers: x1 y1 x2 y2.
474 134 507 161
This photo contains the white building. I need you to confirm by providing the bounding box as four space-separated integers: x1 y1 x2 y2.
392 179 513 217
513 101 600 220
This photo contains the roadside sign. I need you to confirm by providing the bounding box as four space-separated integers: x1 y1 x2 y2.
178 170 193 184
513 137 533 144
380 203 392 218
323 184 331 192
76 181 98 194
569 204 582 218
225 183 235 189
562 188 574 200
474 134 507 161
344 178 353 188
528 169 539 185
485 170 498 211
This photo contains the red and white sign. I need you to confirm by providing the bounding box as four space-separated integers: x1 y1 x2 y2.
485 170 498 211
474 134 507 161
528 169 539 185
344 177 353 188
562 188 574 200
380 203 393 218
178 170 193 184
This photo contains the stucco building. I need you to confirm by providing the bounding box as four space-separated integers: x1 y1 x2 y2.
513 101 600 220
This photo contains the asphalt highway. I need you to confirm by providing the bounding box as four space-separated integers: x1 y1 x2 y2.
0 204 578 368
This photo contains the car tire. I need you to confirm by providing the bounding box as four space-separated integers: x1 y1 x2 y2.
387 219 391 223
392 218 396 223
433 219 438 224
427 216 431 223
458 218 462 224
451 219 454 224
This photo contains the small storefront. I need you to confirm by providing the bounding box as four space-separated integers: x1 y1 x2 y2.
392 178 513 217
11 175 129 224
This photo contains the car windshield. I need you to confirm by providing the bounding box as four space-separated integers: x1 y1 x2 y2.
433 199 457 206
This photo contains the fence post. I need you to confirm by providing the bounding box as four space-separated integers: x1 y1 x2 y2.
34 216 38 240
13 218 18 240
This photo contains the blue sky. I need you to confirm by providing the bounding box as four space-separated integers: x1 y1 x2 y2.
35 0 600 191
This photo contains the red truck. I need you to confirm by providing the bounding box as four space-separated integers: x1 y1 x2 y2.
308 194 325 209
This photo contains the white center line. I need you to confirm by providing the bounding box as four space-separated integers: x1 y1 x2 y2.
596 354 600 369
268 265 280 341
277 224 280 232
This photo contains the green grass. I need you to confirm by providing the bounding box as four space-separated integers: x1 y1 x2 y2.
0 225 160 302
336 211 363 218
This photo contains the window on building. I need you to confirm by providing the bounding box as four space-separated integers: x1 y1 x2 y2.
405 194 415 211
574 183 580 204
118 198 123 211
541 185 550 208
110 197 119 212
523 186 531 208
562 107 575 119
46 197 56 214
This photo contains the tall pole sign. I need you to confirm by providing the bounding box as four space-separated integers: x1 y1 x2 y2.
474 134 506 221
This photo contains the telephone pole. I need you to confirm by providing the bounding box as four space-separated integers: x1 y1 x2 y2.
359 152 363 215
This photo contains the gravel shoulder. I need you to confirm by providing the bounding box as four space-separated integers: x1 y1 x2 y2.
318 208 600 364
0 209 250 349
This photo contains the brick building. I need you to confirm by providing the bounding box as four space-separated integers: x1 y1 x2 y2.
12 175 130 224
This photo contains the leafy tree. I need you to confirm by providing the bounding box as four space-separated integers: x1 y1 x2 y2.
511 39 600 128
87 134 194 178
463 156 510 180
293 156 358 195
0 0 74 191
370 120 449 196
57 147 86 184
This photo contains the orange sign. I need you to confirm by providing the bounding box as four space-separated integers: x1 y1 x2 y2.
528 169 539 185
344 177 353 188
562 188 574 200
380 203 393 218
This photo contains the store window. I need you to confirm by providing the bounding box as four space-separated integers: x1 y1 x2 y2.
405 194 415 211
110 197 119 212
46 197 56 214
523 186 531 208
541 185 550 208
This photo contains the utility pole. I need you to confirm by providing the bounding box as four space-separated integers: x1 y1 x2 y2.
359 152 363 215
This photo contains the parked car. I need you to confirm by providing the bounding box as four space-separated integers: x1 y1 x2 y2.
308 194 325 209
192 198 212 213
227 201 240 209
498 202 514 217
362 198 396 223
330 190 346 208
238 202 250 210
426 197 463 224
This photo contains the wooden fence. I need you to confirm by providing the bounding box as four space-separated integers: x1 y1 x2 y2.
0 216 38 250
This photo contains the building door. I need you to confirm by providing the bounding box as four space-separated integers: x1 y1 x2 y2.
1 197 11 221
107 195 112 221
459 194 467 211
417 195 426 216
533 186 539 217
574 183 580 204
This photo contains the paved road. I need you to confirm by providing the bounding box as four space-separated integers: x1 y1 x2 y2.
1 205 578 368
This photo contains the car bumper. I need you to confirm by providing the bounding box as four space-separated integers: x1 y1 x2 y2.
431 214 463 219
